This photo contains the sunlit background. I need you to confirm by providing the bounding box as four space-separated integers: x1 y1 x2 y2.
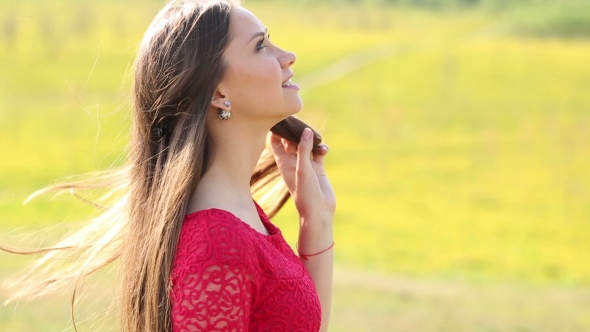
1 0 589 331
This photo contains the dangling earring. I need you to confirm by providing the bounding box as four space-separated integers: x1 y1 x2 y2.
218 101 231 120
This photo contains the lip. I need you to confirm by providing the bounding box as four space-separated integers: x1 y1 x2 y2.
282 74 299 90
282 83 300 90
282 75 293 85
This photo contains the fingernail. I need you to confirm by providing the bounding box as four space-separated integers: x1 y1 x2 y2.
302 128 312 141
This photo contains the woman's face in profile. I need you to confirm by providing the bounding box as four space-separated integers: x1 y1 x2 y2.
217 7 302 123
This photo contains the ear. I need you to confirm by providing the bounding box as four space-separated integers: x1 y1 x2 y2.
210 87 229 110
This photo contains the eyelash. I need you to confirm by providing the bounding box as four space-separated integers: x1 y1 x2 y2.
255 35 269 52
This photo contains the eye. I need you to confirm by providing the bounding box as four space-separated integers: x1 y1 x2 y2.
255 36 267 52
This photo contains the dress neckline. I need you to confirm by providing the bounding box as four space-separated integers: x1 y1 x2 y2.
184 201 279 238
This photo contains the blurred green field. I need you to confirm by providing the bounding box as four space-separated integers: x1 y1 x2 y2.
1 0 590 331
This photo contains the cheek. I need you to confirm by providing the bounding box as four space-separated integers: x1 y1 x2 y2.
234 59 280 91
225 59 284 113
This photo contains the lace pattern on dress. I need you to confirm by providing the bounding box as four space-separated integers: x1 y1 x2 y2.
171 207 321 332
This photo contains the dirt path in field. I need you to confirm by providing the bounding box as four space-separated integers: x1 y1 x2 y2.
297 43 400 92
331 266 590 332
296 24 501 94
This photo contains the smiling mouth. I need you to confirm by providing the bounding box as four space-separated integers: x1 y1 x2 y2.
282 78 295 87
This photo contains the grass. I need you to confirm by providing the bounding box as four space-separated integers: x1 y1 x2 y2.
301 36 590 284
1 0 590 330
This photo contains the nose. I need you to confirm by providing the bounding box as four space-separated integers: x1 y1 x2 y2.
279 49 296 68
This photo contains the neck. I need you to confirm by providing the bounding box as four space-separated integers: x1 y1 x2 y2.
190 119 271 211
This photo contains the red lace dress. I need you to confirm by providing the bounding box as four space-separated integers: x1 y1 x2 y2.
170 203 322 332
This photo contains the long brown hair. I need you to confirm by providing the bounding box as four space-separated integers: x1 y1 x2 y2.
1 1 321 331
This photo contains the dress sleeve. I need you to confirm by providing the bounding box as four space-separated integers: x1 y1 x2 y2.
171 212 259 332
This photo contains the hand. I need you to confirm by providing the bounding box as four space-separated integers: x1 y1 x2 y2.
270 128 336 227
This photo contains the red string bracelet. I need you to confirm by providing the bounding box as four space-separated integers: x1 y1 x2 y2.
297 241 335 260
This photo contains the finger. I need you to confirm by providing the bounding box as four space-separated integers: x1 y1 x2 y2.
310 144 327 164
313 152 326 166
316 144 329 155
296 128 314 175
270 133 289 159
282 138 298 156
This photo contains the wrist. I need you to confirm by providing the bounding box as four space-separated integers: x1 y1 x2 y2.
298 221 333 255
298 211 333 231
297 241 334 260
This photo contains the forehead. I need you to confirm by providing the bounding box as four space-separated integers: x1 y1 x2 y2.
229 7 266 39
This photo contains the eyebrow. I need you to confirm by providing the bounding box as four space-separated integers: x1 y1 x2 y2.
248 28 268 43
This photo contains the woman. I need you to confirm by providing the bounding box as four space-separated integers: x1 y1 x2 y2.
2 0 335 331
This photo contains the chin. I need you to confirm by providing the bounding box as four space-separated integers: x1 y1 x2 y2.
288 97 303 115
270 97 303 121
